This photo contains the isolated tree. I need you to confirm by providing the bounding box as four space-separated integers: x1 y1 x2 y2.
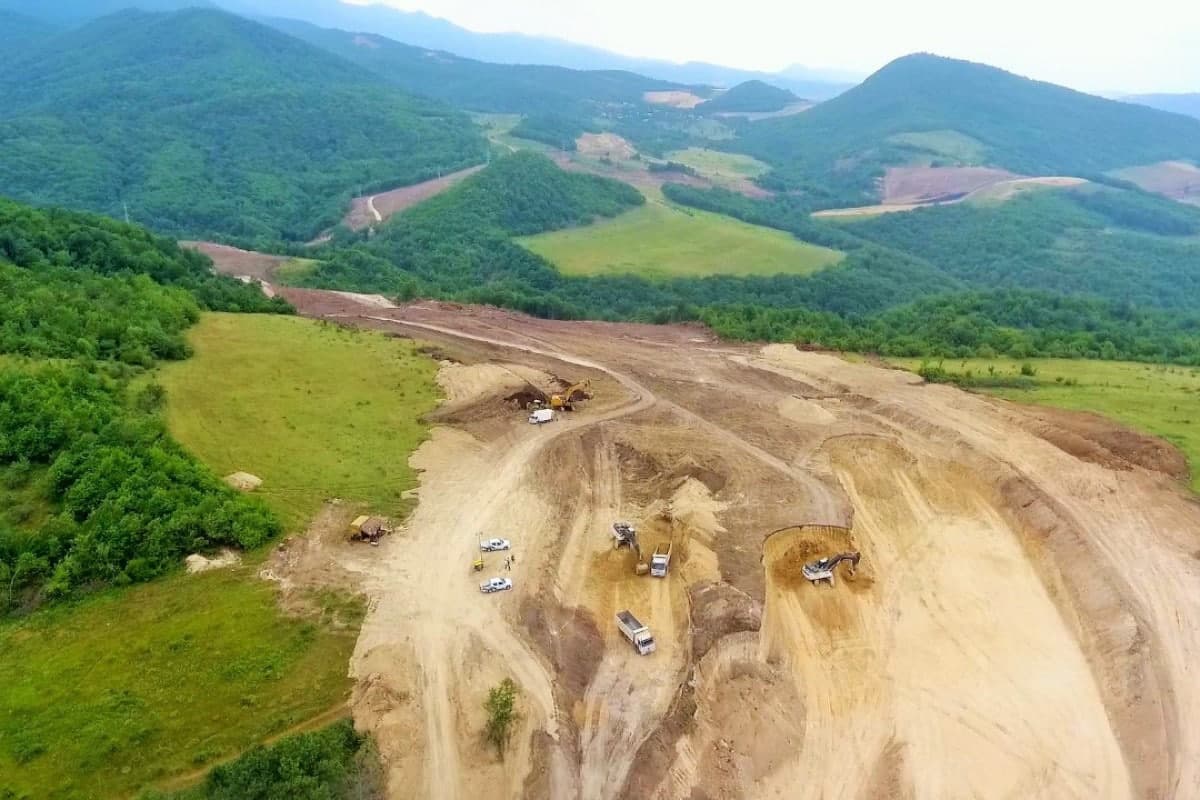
484 678 520 759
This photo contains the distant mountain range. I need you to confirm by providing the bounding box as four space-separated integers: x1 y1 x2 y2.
1123 93 1200 120
0 8 485 239
733 53 1200 204
0 0 855 99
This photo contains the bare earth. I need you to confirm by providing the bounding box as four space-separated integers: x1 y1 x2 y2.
815 174 1089 218
1113 161 1200 206
344 166 486 231
250 285 1200 800
642 90 707 109
712 102 814 121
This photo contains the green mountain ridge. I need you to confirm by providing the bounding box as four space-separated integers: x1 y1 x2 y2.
734 53 1200 204
0 7 485 241
700 80 797 113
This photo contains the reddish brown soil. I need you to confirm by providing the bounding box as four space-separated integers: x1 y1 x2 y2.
345 165 485 230
881 166 1017 203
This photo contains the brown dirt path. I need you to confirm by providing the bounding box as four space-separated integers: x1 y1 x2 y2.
265 289 1200 800
344 166 485 230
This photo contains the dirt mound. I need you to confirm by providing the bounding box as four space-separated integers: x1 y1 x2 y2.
185 548 240 574
1022 404 1190 480
223 471 262 491
689 581 761 658
519 598 603 702
504 386 549 409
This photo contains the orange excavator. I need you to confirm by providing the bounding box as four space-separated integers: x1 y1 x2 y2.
550 380 590 411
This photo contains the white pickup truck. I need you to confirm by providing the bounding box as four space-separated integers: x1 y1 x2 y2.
528 408 555 424
615 610 656 655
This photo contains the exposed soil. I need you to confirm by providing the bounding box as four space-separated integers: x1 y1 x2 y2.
643 90 707 109
882 166 1018 203
1113 160 1200 206
712 101 814 121
183 241 291 281
576 133 637 161
264 287 1200 799
344 165 486 230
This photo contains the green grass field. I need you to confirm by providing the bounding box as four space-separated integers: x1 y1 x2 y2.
0 312 444 798
518 197 844 278
155 313 441 530
665 147 769 180
0 561 359 800
892 357 1200 491
886 129 987 164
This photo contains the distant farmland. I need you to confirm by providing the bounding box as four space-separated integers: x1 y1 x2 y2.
518 196 843 278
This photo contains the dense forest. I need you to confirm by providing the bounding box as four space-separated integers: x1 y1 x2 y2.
699 80 796 113
0 8 486 241
731 53 1200 202
143 719 377 800
0 199 286 610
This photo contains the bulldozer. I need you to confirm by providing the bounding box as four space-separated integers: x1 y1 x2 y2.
803 551 861 586
550 380 591 411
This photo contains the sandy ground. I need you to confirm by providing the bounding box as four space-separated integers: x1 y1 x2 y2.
344 166 486 231
576 133 638 161
252 286 1200 800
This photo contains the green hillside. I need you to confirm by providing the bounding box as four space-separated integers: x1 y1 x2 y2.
700 80 796 113
0 9 58 49
0 8 485 240
734 53 1200 204
268 17 686 116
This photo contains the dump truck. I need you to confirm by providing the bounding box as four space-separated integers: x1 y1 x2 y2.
528 408 555 424
348 515 392 543
615 610 656 655
650 542 673 577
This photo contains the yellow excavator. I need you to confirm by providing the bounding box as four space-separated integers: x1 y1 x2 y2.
550 380 591 411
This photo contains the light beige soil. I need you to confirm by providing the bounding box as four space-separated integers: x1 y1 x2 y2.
268 288 1200 800
575 133 637 161
643 90 707 109
814 175 1089 218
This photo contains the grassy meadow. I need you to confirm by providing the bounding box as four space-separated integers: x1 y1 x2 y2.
155 313 441 530
0 561 360 799
665 147 770 181
519 195 844 278
892 357 1200 491
0 312 443 798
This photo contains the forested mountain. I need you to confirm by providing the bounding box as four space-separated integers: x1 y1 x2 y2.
0 0 204 24
0 9 58 49
1125 93 1200 120
267 18 689 116
701 80 798 113
0 8 485 241
734 54 1200 203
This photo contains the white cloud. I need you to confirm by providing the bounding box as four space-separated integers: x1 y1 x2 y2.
356 0 1200 93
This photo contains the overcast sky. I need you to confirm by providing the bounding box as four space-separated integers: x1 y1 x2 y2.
360 0 1199 93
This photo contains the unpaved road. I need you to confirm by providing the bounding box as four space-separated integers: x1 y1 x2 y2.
344 166 485 230
223 274 1200 799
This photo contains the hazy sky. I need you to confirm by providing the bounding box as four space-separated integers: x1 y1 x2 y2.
360 0 1199 93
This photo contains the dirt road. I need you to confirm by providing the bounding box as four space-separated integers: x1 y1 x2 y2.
343 166 485 230
260 287 1200 800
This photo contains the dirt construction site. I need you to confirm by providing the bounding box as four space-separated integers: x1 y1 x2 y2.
243 279 1200 799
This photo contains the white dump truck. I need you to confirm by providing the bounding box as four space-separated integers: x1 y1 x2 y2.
615 610 656 655
528 408 555 424
649 542 673 577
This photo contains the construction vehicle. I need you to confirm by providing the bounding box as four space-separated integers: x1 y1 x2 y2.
528 408 555 424
348 515 392 544
615 610 656 655
480 577 513 594
650 542 673 577
550 380 590 411
803 551 861 586
612 521 649 574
